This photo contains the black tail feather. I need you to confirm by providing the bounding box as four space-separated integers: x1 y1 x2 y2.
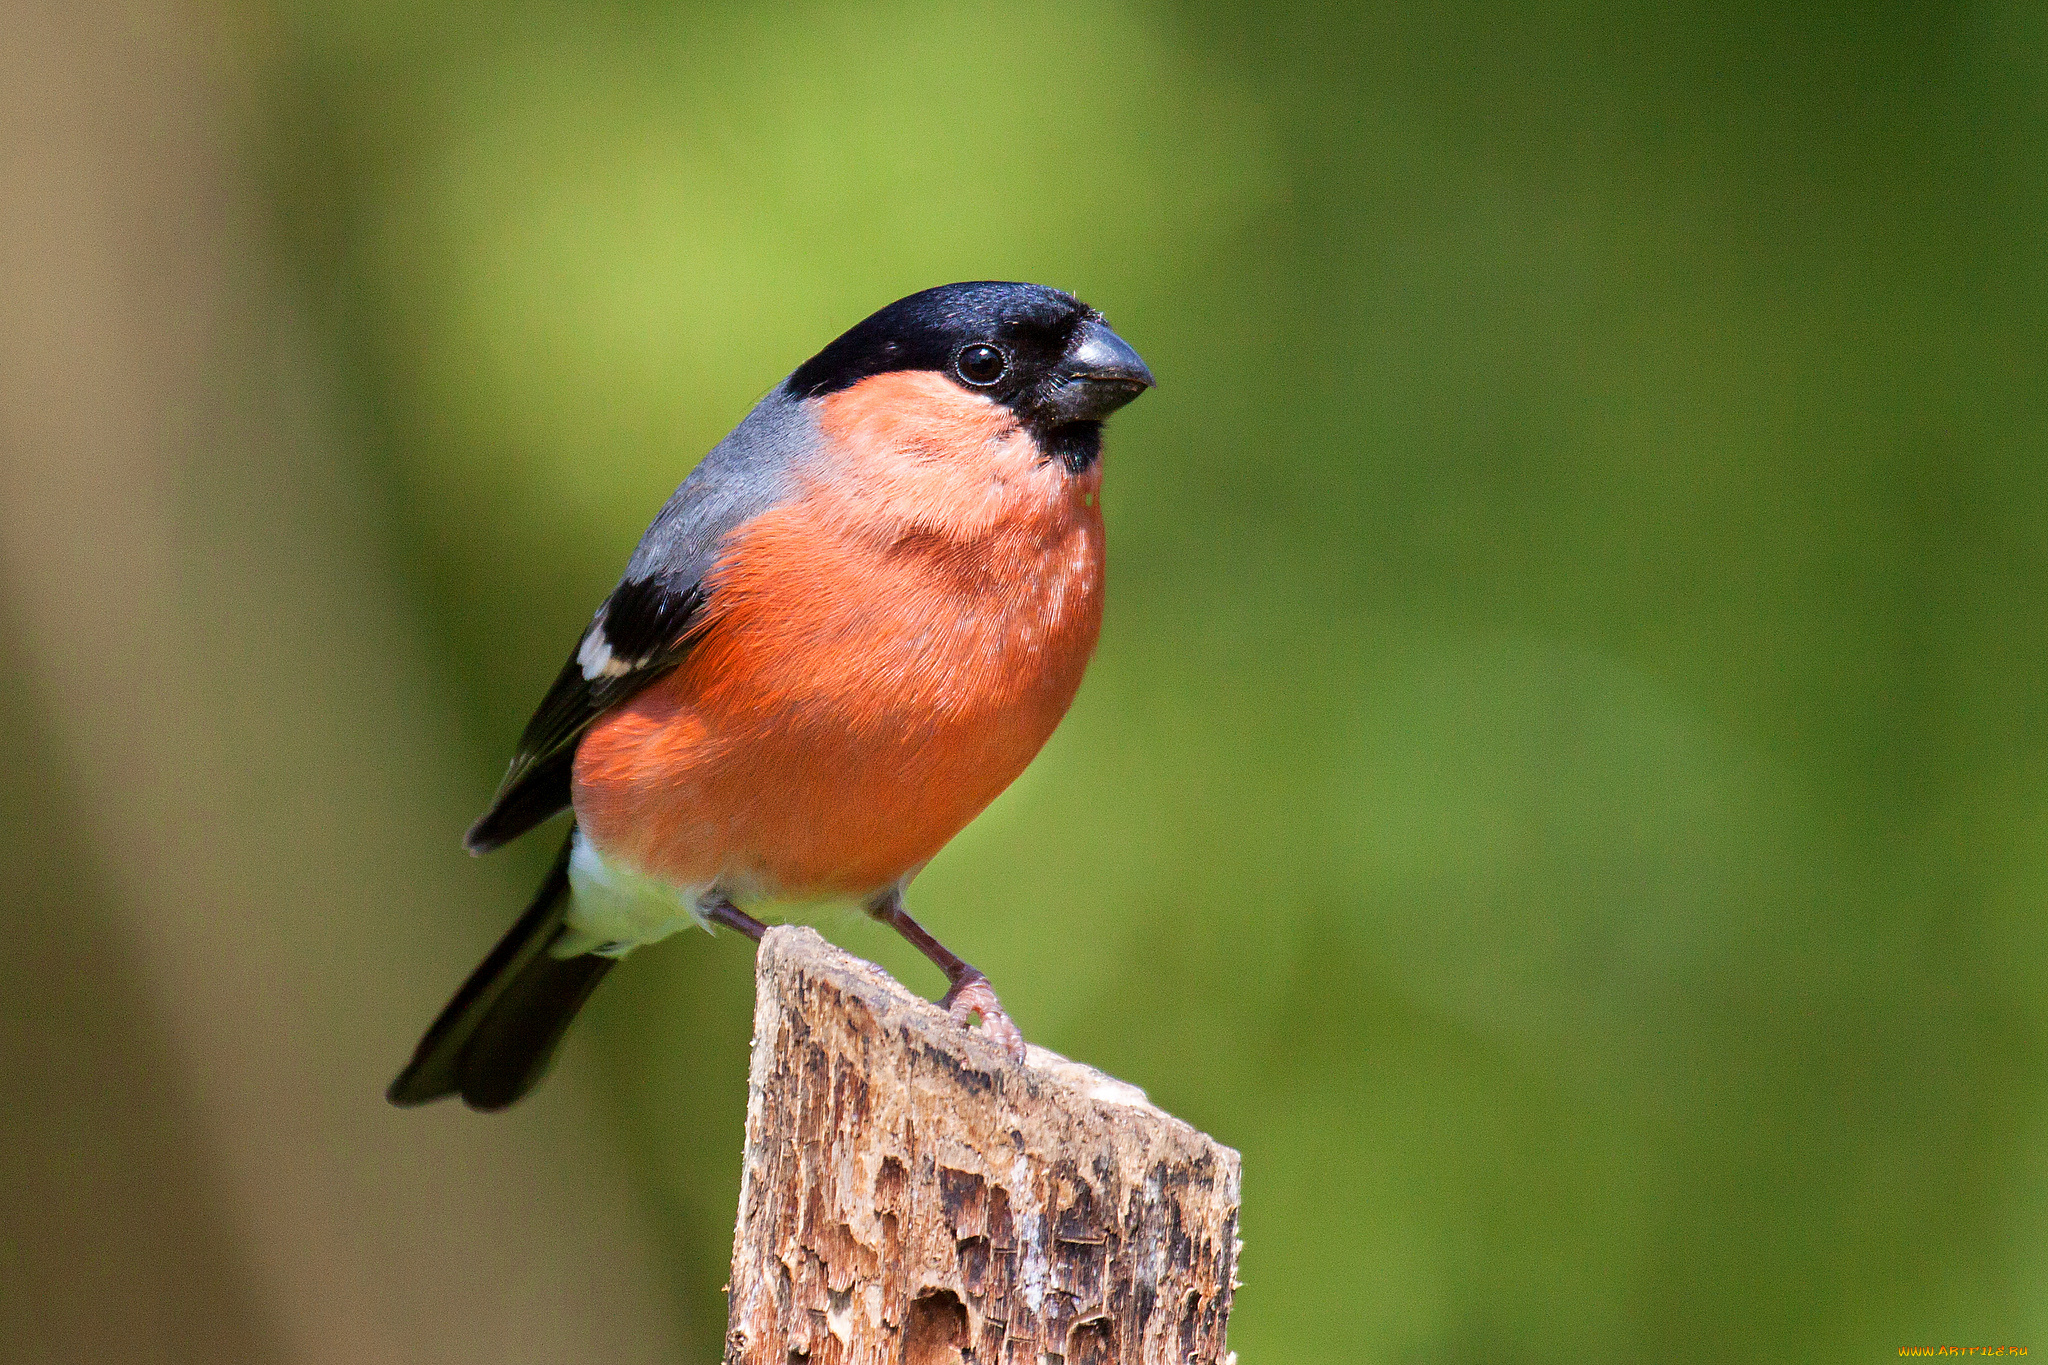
455 948 614 1111
388 829 615 1111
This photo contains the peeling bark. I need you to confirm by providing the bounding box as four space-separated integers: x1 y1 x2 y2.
726 927 1240 1365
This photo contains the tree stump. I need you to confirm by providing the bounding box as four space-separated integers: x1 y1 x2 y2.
725 927 1241 1365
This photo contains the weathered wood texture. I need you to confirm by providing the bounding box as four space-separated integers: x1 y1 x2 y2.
726 927 1241 1365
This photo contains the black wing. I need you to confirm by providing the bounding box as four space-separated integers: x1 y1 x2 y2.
463 577 705 853
459 384 814 854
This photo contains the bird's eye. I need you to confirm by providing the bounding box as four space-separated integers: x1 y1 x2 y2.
955 343 1007 386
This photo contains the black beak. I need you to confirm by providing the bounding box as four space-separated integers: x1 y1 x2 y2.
1042 318 1155 422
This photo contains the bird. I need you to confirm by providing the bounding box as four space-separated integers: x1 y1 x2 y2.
387 281 1154 1111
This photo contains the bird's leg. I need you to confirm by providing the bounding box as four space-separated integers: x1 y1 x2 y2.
703 895 767 943
865 887 1026 1063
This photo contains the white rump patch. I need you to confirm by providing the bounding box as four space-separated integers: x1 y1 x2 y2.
559 830 714 957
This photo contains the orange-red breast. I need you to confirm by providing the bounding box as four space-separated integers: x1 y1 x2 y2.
390 282 1153 1110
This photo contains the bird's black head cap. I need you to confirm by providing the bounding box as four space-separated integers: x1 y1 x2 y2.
785 282 1153 466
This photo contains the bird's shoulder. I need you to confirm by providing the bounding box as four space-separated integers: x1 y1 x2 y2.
465 388 818 852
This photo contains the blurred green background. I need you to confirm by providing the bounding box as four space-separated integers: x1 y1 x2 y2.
5 1 2046 1361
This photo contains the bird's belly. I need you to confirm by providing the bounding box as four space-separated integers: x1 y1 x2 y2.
570 514 1102 903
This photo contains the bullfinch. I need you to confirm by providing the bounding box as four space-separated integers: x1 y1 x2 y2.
388 281 1154 1111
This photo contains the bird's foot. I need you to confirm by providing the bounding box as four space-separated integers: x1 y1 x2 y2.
942 971 1026 1064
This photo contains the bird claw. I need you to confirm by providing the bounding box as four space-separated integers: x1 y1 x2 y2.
943 972 1026 1064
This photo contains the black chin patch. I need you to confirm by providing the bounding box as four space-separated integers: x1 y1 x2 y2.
1043 421 1104 474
